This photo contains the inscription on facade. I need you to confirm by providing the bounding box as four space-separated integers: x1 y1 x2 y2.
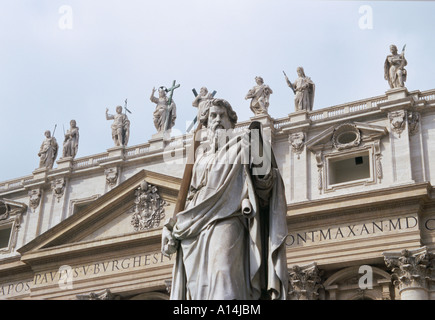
286 215 419 247
0 251 173 298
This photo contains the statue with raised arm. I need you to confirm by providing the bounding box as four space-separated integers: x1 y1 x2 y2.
150 87 177 133
284 67 315 112
161 98 288 300
38 130 58 169
62 119 79 158
384 44 407 89
245 76 273 116
106 106 130 147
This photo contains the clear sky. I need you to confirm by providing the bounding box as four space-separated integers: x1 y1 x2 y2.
0 0 434 182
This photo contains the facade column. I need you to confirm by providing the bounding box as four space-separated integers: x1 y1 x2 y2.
288 262 323 300
383 246 434 300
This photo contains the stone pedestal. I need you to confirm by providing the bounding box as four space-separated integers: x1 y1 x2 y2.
32 167 49 183
107 146 125 160
288 110 309 123
149 131 172 152
386 87 409 101
56 157 73 171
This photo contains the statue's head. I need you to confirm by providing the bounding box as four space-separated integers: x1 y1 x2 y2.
199 98 238 131
200 87 208 96
297 67 306 77
255 76 264 84
159 87 167 98
70 119 76 127
116 106 123 114
44 130 51 138
390 44 398 54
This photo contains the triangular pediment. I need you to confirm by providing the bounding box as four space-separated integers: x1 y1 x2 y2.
17 170 181 263
306 121 388 151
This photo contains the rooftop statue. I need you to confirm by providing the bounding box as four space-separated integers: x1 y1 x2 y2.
105 105 130 147
62 119 79 159
162 98 288 300
284 67 315 112
38 129 58 169
150 81 179 133
384 44 407 89
245 76 273 116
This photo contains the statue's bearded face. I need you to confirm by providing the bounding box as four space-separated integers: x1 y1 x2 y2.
208 105 232 133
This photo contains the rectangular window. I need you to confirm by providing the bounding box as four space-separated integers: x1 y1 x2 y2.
0 226 12 249
328 152 371 185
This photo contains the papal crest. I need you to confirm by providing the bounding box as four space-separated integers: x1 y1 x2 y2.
131 180 167 231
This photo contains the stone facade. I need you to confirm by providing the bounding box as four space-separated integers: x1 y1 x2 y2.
1 87 435 300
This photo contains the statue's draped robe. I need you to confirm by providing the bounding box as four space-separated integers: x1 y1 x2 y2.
39 137 58 169
170 133 288 300
294 77 315 111
109 113 130 146
63 127 79 158
384 54 407 88
152 96 176 132
247 84 273 115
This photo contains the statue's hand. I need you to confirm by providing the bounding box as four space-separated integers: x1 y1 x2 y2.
161 225 178 257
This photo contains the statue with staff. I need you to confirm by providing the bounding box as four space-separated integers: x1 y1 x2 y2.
38 125 58 169
284 67 315 112
161 91 289 300
62 119 79 159
106 99 131 147
384 44 407 89
150 80 179 133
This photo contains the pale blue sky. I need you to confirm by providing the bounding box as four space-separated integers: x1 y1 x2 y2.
0 0 434 181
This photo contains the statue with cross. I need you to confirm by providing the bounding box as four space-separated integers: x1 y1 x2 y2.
150 80 180 133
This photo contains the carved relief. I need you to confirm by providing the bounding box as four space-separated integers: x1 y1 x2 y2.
0 202 9 221
374 140 383 182
332 123 361 150
315 152 323 193
104 167 119 188
51 178 66 202
131 180 168 231
76 289 120 300
389 110 406 137
289 132 305 159
288 263 323 300
408 111 420 136
28 189 42 212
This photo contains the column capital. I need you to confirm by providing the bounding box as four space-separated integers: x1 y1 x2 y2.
288 262 323 300
383 247 434 293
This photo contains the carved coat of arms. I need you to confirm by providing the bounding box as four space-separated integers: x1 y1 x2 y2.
131 180 167 231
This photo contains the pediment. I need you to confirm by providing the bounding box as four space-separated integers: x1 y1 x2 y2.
17 170 181 260
0 198 27 220
306 122 388 152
